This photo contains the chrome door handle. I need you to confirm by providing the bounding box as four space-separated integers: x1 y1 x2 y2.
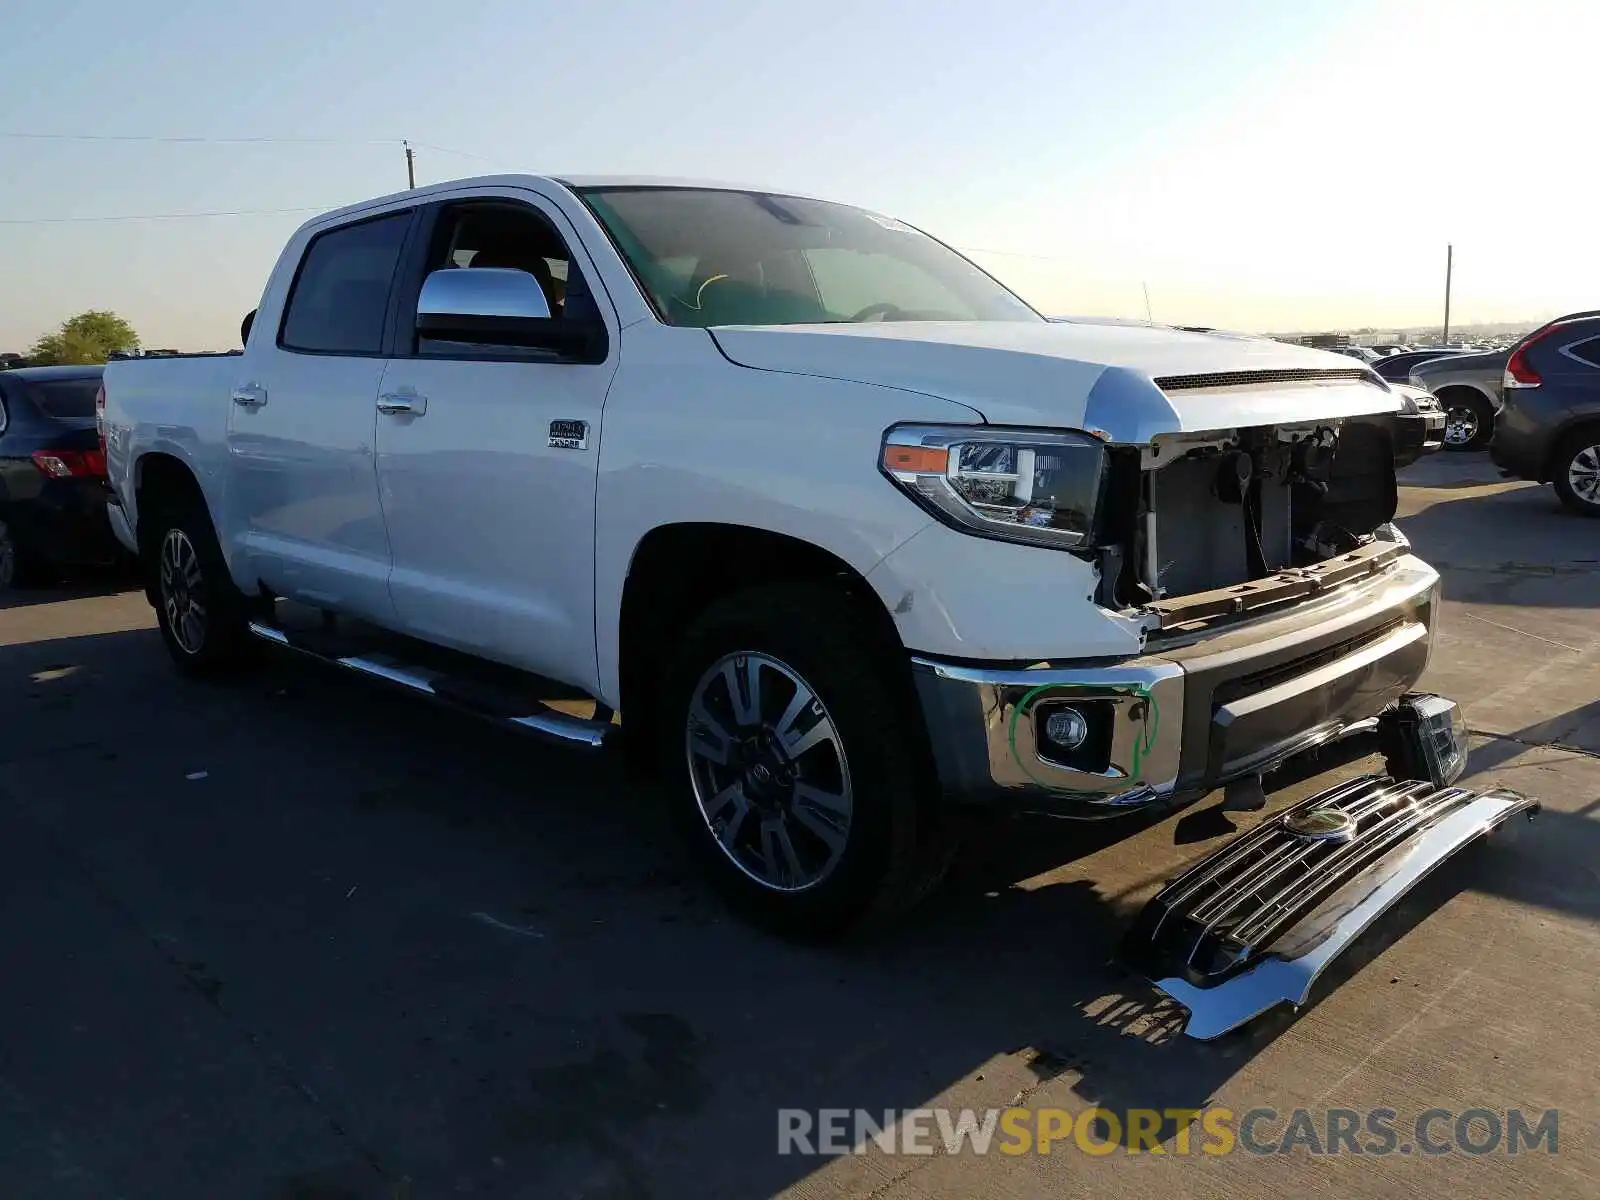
231 385 267 409
377 392 426 416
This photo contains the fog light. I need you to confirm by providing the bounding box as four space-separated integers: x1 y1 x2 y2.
1043 706 1089 750
1378 693 1468 787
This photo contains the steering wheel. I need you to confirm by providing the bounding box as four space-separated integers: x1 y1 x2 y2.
848 302 908 323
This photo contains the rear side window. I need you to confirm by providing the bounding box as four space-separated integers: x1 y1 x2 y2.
280 212 412 354
25 378 101 421
1563 336 1600 369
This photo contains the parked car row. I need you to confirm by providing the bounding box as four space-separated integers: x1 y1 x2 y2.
0 365 123 588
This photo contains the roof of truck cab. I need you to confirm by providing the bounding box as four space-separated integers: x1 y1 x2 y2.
303 174 847 228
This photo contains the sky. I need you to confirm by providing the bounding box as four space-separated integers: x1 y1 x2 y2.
2 0 1596 350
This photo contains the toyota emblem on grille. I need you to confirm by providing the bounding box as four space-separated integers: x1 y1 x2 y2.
1283 807 1357 843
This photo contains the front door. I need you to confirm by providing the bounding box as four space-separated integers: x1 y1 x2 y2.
373 194 618 690
226 209 414 622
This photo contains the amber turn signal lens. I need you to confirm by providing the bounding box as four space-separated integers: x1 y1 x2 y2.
881 445 949 474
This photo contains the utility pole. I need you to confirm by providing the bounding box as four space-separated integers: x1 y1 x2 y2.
1142 282 1154 324
404 140 416 189
1442 243 1453 344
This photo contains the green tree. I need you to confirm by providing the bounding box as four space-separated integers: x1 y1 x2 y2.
28 310 140 365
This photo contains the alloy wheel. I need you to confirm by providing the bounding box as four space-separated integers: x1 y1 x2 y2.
684 651 854 893
1568 443 1600 505
159 528 207 655
1443 405 1479 448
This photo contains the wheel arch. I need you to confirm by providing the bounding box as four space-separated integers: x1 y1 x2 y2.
1547 415 1600 481
1432 382 1497 408
131 451 209 604
616 522 908 756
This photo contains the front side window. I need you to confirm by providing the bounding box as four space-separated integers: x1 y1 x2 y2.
280 211 412 354
576 186 1041 329
428 202 571 317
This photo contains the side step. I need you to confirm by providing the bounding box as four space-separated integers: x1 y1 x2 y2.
247 620 613 751
1123 773 1538 1039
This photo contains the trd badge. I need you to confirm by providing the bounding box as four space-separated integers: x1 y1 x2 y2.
548 419 589 450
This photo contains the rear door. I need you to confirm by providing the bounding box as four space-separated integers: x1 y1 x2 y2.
226 209 416 621
371 190 620 689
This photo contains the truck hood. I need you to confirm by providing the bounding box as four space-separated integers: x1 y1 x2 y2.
710 320 1399 442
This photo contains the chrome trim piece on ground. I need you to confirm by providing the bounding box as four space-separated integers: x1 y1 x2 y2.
1124 775 1539 1040
247 621 611 750
247 622 290 646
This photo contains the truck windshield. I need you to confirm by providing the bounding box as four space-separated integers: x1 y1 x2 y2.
575 186 1041 328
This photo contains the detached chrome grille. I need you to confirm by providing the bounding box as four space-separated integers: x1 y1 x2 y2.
1125 776 1517 988
1153 367 1378 391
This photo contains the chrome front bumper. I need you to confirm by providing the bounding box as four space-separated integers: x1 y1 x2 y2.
910 554 1440 816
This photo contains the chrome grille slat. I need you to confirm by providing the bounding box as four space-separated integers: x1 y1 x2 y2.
1229 786 1477 947
1185 778 1423 929
1123 776 1541 1040
1218 783 1443 942
1156 775 1377 910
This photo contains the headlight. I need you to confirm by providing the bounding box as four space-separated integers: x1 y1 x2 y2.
880 425 1105 550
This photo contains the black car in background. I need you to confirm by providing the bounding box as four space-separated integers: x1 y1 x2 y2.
0 365 121 587
1373 349 1466 383
1491 310 1600 516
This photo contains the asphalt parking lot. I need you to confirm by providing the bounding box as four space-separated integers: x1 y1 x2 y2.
2 453 1596 1199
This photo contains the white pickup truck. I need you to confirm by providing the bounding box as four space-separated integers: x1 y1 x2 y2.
101 175 1534 1031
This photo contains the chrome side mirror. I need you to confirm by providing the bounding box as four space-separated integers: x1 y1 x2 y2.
417 267 552 322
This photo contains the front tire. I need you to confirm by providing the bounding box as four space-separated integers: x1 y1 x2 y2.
660 583 953 937
1552 430 1600 517
144 497 256 676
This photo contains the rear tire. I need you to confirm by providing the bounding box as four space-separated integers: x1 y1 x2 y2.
1552 429 1600 517
1440 389 1494 451
143 496 257 677
658 582 954 938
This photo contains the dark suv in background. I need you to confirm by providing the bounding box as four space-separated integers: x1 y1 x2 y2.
1491 310 1600 516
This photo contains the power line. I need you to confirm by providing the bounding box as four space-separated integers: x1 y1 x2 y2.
0 132 401 145
0 132 506 164
0 206 336 225
405 140 503 165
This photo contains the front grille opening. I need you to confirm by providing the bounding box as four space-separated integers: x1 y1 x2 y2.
1211 618 1407 705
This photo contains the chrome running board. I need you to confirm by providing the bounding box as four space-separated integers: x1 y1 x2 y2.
247 620 612 751
1124 774 1538 1039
